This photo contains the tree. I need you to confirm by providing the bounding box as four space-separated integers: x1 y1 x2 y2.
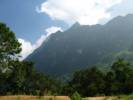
67 67 105 96
0 23 62 96
104 71 115 95
105 58 133 95
0 23 21 95
0 23 21 70
8 61 36 94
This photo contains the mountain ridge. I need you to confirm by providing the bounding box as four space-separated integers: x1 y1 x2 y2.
26 14 133 76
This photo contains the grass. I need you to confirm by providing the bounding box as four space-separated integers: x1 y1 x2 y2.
124 94 133 100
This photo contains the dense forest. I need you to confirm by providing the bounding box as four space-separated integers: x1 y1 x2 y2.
0 23 133 97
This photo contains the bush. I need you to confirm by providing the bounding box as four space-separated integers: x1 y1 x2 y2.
71 91 82 100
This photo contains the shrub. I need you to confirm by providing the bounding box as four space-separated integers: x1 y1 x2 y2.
71 91 82 100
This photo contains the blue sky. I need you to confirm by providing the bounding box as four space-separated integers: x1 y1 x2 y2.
0 0 133 59
0 0 68 43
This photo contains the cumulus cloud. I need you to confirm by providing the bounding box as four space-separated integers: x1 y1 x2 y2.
18 26 63 60
36 0 123 25
18 38 35 60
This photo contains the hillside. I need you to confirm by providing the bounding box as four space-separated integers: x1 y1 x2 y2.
26 14 133 76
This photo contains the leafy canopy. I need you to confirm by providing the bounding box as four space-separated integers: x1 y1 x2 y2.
0 23 21 69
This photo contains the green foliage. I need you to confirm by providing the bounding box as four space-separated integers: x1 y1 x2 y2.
71 91 81 100
0 23 61 96
64 67 105 96
125 94 133 100
0 23 21 69
0 23 21 95
63 59 133 97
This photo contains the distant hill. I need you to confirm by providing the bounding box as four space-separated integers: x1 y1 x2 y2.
26 14 133 76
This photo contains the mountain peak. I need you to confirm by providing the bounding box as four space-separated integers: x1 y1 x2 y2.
26 14 133 76
105 14 133 27
71 22 81 28
126 13 133 17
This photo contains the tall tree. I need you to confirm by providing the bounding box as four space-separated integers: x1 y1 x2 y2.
67 67 105 96
0 23 21 95
110 59 133 94
0 23 21 70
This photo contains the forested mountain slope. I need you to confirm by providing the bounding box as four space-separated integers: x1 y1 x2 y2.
26 14 133 76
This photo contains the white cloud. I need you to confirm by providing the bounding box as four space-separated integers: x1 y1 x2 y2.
18 38 35 60
37 0 123 25
18 26 63 60
35 26 63 48
46 26 63 35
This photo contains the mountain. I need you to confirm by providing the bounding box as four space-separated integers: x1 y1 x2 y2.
26 14 133 76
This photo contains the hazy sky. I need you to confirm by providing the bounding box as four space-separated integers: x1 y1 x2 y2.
0 0 133 59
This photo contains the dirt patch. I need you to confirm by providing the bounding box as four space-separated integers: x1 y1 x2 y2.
0 95 70 100
0 95 126 100
82 96 120 100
